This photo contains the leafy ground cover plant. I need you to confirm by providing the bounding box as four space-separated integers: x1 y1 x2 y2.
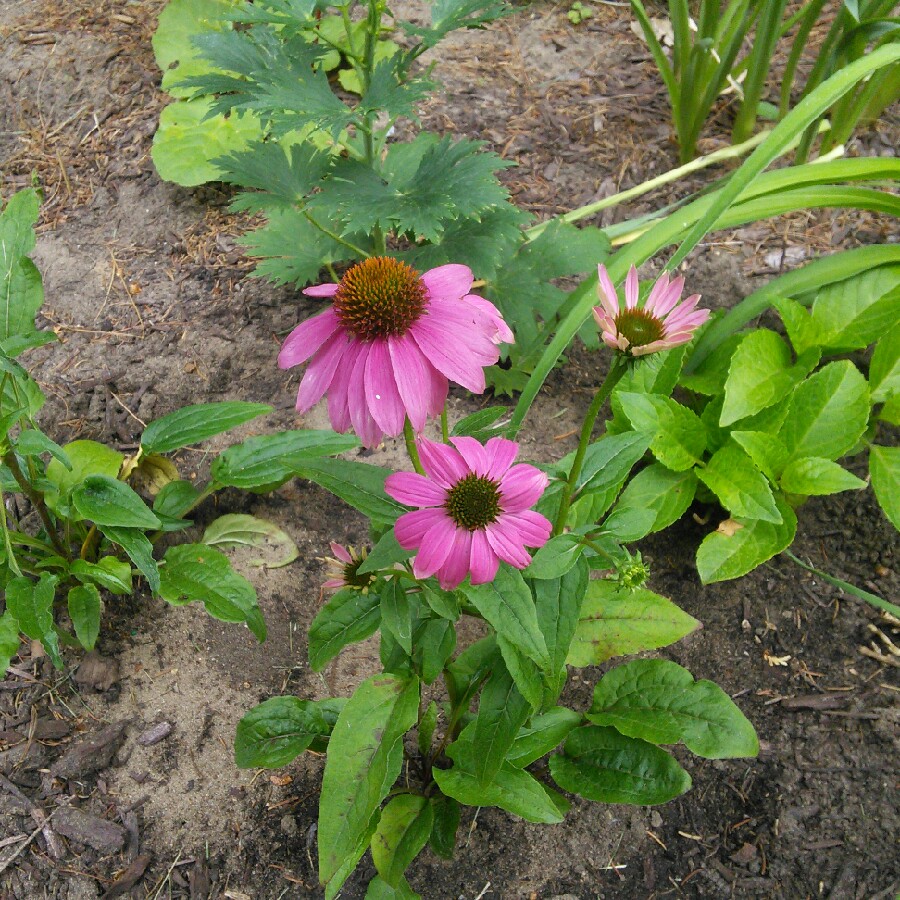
0 188 365 673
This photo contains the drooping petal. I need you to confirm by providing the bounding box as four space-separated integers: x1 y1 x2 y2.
503 509 552 548
661 294 704 331
322 578 345 589
347 344 383 448
418 438 468 488
450 436 491 476
485 520 532 569
409 319 488 394
388 334 435 432
326 338 364 433
294 331 347 412
484 437 519 480
596 264 620 319
469 530 499 584
385 471 448 507
624 265 640 309
461 294 514 344
329 542 352 563
421 299 501 364
425 362 450 418
437 529 473 590
498 464 550 512
364 339 407 437
412 517 457 579
394 507 448 549
303 282 340 297
420 264 474 303
278 308 342 369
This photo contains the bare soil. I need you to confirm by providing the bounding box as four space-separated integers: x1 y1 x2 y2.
0 1 898 898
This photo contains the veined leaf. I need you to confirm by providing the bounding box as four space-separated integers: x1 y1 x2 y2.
308 586 381 671
779 457 867 495
141 401 271 453
870 444 900 530
607 464 697 539
67 584 101 651
696 441 782 524
371 795 433 889
202 513 299 568
72 475 161 530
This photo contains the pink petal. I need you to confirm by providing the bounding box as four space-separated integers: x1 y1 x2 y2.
412 518 458 579
662 296 704 331
385 471 448 507
278 308 342 369
503 509 552 548
421 264 473 303
462 294 514 344
485 521 532 569
418 438 468 488
596 264 620 320
438 529 474 590
643 272 671 314
592 306 616 332
326 338 364 433
303 283 339 297
425 363 450 418
450 436 490 476
365 339 407 437
484 437 519 480
322 578 344 589
409 319 488 394
395 507 448 549
624 265 639 309
469 530 499 584
294 331 347 413
499 464 549 512
329 542 351 563
347 344 383 448
422 299 501 363
388 335 433 432
650 275 686 317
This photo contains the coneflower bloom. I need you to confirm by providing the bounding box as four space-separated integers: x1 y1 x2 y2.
320 542 374 594
278 258 513 448
593 264 709 357
384 437 551 590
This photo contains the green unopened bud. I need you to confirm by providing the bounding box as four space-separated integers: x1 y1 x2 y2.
614 551 650 591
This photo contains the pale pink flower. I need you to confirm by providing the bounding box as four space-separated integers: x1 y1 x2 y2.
385 437 551 590
320 542 374 593
592 264 709 357
278 257 513 449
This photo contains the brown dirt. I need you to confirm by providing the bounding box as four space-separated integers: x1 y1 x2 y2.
0 1 898 898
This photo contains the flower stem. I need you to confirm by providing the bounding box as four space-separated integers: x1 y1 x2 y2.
440 408 449 443
403 418 424 475
553 358 627 536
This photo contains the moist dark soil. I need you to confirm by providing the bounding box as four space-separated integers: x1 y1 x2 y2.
0 1 897 898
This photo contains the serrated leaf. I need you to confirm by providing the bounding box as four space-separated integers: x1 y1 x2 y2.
779 457 867 495
730 430 789 482
159 543 266 641
567 579 699 667
524 534 584 580
616 393 706 471
371 794 433 888
142 401 271 453
870 323 900 403
870 444 900 530
67 584 101 651
697 494 797 583
202 513 299 568
412 616 455 685
696 441 781 524
574 431 652 495
72 475 161 529
450 405 508 441
308 586 381 671
587 659 758 759
318 674 420 891
782 361 869 462
401 0 511 48
607 464 697 539
234 696 345 767
549 725 691 805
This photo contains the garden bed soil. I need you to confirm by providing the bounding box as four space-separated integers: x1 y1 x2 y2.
0 1 898 897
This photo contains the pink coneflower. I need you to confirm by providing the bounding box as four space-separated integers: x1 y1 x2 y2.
384 437 552 590
320 542 374 593
592 264 709 357
278 258 513 449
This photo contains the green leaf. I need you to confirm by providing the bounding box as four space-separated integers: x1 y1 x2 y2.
721 330 811 426
0 610 20 674
0 190 43 343
575 431 652 494
67 584 101 651
16 429 70 469
6 574 60 667
417 701 438 758
507 706 583 769
567 579 699 667
380 580 413 656
234 696 345 768
450 406 508 441
402 0 511 48
779 457 867 495
549 725 691 805
615 393 706 471
524 534 584 580
295 458 408 525
318 674 420 891
159 543 266 641
1 331 56 357
358 530 411 575
782 361 869 462
420 583 460 621
371 794 433 888
428 795 460 860
202 513 299 568
696 494 798 583
211 429 359 491
153 479 201 519
72 475 161 529
869 323 900 403
460 566 549 669
730 430 789 482
308 586 381 671
141 401 271 453
870 444 900 530
365 875 420 900
44 440 124 517
880 394 900 425
773 297 822 356
70 557 132 595
607 464 697 539
496 636 543 709
587 659 759 759
100 526 160 594
696 441 782 524
412 616 455 685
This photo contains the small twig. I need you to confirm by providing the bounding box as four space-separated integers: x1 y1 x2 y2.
0 802 66 874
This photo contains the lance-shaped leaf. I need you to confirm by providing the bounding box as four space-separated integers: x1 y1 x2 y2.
507 707 582 769
567 579 699 667
235 696 345 768
779 457 867 496
0 611 20 674
67 584 101 651
615 393 707 471
72 475 160 529
141 401 271 453
70 557 132 595
202 513 299 568
6 574 61 668
308 587 381 671
549 725 691 805
607 463 697 539
0 189 43 343
380 579 414 657
587 659 758 759
100 526 160 595
870 444 900 530
371 794 433 889
319 675 420 892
